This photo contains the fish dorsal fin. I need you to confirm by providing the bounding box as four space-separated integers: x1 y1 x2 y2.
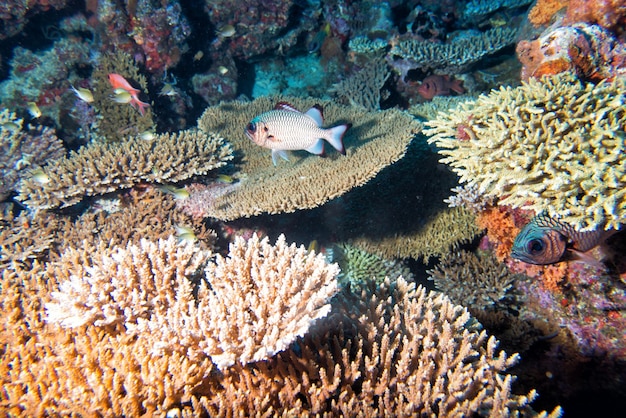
304 104 324 126
275 102 301 113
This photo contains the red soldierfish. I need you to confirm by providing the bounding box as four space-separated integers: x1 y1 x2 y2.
108 73 150 116
245 102 351 166
417 75 465 100
511 213 617 265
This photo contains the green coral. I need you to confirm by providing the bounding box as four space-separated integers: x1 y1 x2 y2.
425 74 626 231
330 243 413 287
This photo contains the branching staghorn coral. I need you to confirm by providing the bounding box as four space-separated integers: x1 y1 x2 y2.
1 254 561 416
16 130 233 209
428 250 522 309
0 109 65 200
425 73 626 231
196 96 422 221
390 27 518 74
44 234 338 369
331 56 390 111
329 242 413 287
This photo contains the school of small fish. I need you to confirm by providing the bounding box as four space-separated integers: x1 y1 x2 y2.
245 101 351 166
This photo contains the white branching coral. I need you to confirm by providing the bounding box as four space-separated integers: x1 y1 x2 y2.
45 234 339 370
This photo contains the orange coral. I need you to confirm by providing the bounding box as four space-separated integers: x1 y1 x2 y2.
528 0 570 26
563 0 626 31
477 206 520 262
541 262 568 292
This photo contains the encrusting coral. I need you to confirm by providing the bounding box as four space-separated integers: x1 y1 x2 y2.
16 130 233 209
196 96 422 221
425 73 626 231
0 109 65 200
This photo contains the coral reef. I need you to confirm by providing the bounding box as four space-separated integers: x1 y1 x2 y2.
462 0 534 23
196 96 422 221
0 109 65 200
389 27 518 76
16 129 233 209
1 246 560 416
0 38 92 125
351 207 481 263
91 0 190 74
205 0 319 61
425 73 626 231
0 0 69 40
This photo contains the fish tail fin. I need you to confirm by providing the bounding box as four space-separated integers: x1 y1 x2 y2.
132 96 150 116
325 123 351 155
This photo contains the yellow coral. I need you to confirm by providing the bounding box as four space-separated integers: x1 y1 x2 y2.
425 73 626 231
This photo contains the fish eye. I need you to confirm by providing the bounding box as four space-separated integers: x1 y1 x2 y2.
527 239 544 254
246 122 256 133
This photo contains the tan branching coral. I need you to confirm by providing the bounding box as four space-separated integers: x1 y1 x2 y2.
351 207 481 263
1 253 560 416
425 73 626 231
196 96 422 220
16 130 233 209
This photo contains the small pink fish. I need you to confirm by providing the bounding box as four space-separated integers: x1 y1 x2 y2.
245 102 351 166
417 75 465 100
107 73 150 116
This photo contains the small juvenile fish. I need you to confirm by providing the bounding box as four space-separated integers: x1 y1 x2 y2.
111 90 133 104
217 24 236 38
245 102 351 166
159 83 178 97
511 213 614 265
70 85 94 103
1 121 20 132
158 185 189 199
138 131 156 141
27 102 42 118
216 174 234 184
31 167 50 184
176 225 197 243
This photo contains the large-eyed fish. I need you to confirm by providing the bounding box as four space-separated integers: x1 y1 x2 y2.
245 102 351 166
511 213 616 265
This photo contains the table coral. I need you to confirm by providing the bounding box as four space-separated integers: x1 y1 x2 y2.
425 73 626 231
16 129 233 209
196 96 422 221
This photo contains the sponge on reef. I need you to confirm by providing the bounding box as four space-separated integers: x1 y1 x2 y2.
425 74 626 231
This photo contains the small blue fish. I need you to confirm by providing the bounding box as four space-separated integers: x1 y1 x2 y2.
245 102 351 166
511 214 615 265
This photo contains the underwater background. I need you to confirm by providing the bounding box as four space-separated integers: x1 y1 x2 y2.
1 0 625 416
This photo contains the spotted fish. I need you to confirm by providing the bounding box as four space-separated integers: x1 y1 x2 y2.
245 102 351 166
511 213 615 265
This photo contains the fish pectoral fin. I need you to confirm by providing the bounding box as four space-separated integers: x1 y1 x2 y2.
306 139 325 156
565 248 605 269
271 149 290 166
